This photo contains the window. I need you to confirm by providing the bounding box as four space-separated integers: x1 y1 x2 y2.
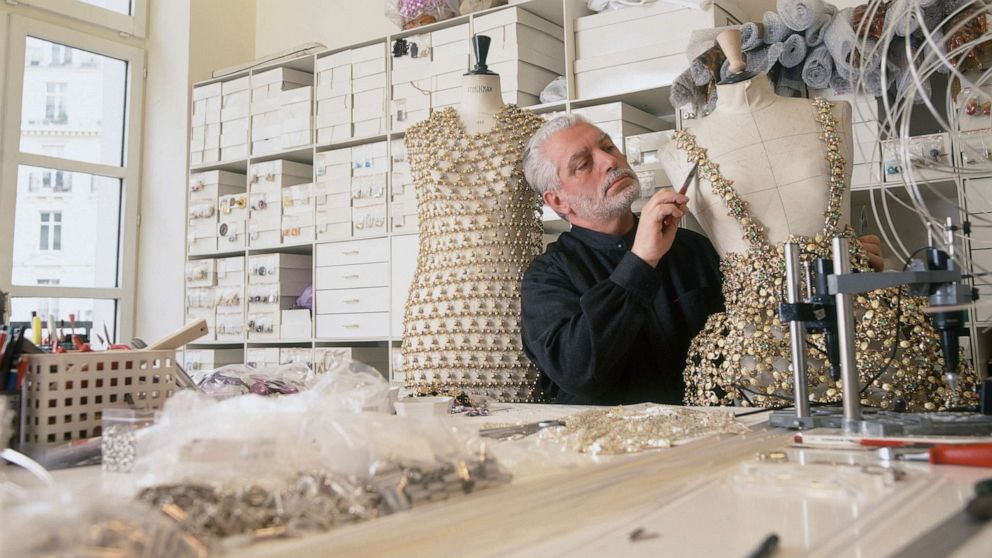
1 16 145 341
39 212 63 251
10 0 147 38
44 82 68 123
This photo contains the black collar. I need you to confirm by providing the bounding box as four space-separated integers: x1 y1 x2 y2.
568 214 639 251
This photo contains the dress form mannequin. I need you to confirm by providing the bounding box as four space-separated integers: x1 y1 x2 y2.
457 35 505 135
667 32 977 410
659 35 854 256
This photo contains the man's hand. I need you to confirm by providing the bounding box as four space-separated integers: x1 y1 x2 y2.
859 234 884 272
631 188 688 267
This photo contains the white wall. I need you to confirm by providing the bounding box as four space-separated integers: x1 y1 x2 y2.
134 0 254 343
255 0 395 54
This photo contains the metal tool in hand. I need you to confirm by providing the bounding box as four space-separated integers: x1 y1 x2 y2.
661 162 698 228
478 420 565 440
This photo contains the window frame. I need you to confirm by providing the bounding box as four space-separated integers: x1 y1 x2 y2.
12 0 147 38
0 14 145 340
39 210 62 251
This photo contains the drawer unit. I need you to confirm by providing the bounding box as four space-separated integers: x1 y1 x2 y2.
316 237 388 267
315 262 389 290
316 312 390 339
316 286 390 314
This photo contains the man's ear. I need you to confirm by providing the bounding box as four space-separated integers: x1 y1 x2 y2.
543 190 570 218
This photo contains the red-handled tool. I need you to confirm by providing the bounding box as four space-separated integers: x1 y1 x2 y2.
879 443 992 468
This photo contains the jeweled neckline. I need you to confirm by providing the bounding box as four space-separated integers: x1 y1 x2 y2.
440 104 519 140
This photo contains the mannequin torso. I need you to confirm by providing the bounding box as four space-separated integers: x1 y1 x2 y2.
456 73 505 135
659 74 854 256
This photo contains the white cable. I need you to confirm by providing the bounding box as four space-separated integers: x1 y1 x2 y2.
1 448 56 487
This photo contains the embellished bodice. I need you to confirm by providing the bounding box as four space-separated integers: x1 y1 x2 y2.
401 105 547 402
677 98 977 411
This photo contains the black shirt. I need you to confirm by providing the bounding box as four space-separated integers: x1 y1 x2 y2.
520 220 724 405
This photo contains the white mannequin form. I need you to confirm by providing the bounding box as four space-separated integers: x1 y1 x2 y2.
659 65 854 256
456 73 505 135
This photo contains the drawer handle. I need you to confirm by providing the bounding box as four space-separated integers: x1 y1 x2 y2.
343 250 360 256
344 324 360 329
343 274 360 279
344 299 360 304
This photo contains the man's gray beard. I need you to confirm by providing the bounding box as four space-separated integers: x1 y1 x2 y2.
565 176 640 222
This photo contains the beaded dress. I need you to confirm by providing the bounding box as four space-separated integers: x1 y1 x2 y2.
678 98 978 411
402 105 546 402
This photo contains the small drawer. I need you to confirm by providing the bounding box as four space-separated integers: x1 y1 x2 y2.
316 237 388 266
315 262 389 289
217 220 246 251
216 256 245 285
317 286 390 314
316 312 389 339
185 260 216 287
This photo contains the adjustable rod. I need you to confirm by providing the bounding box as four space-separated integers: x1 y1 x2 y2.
832 237 862 431
784 243 811 420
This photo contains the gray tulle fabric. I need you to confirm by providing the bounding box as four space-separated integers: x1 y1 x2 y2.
777 0 826 32
741 22 764 52
763 11 792 44
779 33 808 68
802 45 834 89
669 0 966 112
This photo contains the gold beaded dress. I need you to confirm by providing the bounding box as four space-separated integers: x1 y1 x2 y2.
679 97 978 411
402 105 546 402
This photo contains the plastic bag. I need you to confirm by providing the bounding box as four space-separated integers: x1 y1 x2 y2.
0 488 207 558
195 362 316 398
386 0 460 30
539 75 567 103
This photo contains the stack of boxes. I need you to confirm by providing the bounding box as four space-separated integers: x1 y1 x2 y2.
624 130 676 208
188 170 245 256
389 138 417 233
220 77 250 161
247 160 313 249
572 102 668 154
351 141 388 237
246 253 312 340
572 2 743 100
215 256 245 341
250 68 313 157
473 8 564 107
429 24 471 111
389 33 433 132
315 50 353 145
190 82 221 166
314 148 353 240
184 259 216 340
352 43 388 139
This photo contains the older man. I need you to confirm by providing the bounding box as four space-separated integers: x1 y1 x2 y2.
520 116 881 405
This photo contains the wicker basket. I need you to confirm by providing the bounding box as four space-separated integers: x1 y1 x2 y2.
19 350 178 447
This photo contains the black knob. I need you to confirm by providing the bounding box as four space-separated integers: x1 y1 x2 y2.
467 34 496 76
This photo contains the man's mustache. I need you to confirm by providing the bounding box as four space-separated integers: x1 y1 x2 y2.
601 169 638 196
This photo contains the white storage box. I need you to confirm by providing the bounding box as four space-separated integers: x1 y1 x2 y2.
216 256 245 286
217 219 246 251
430 23 470 59
245 347 281 369
314 346 389 375
215 311 245 341
249 160 313 190
473 7 565 75
248 222 281 249
316 50 352 99
282 212 315 244
248 282 308 312
391 33 432 71
571 102 668 152
186 260 217 288
351 43 386 78
280 347 314 367
219 192 249 221
317 95 352 125
214 284 243 313
280 309 312 339
352 203 387 236
249 191 282 229
318 221 353 241
221 144 249 161
573 2 742 100
624 130 676 192
183 348 243 374
187 229 217 256
317 125 353 145
248 253 312 284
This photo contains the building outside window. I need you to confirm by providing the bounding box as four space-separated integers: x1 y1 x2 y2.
39 211 62 251
45 82 68 123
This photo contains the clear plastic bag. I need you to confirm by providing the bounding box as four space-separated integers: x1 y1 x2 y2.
386 0 460 30
195 362 316 398
0 488 207 558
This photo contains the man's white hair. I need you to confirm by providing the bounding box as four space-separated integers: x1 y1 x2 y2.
522 114 590 198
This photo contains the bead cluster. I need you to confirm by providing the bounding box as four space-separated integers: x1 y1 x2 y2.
548 405 748 456
401 105 546 402
677 98 978 411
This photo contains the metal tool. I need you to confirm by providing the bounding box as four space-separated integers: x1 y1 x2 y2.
678 161 699 195
857 206 870 236
478 420 565 440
